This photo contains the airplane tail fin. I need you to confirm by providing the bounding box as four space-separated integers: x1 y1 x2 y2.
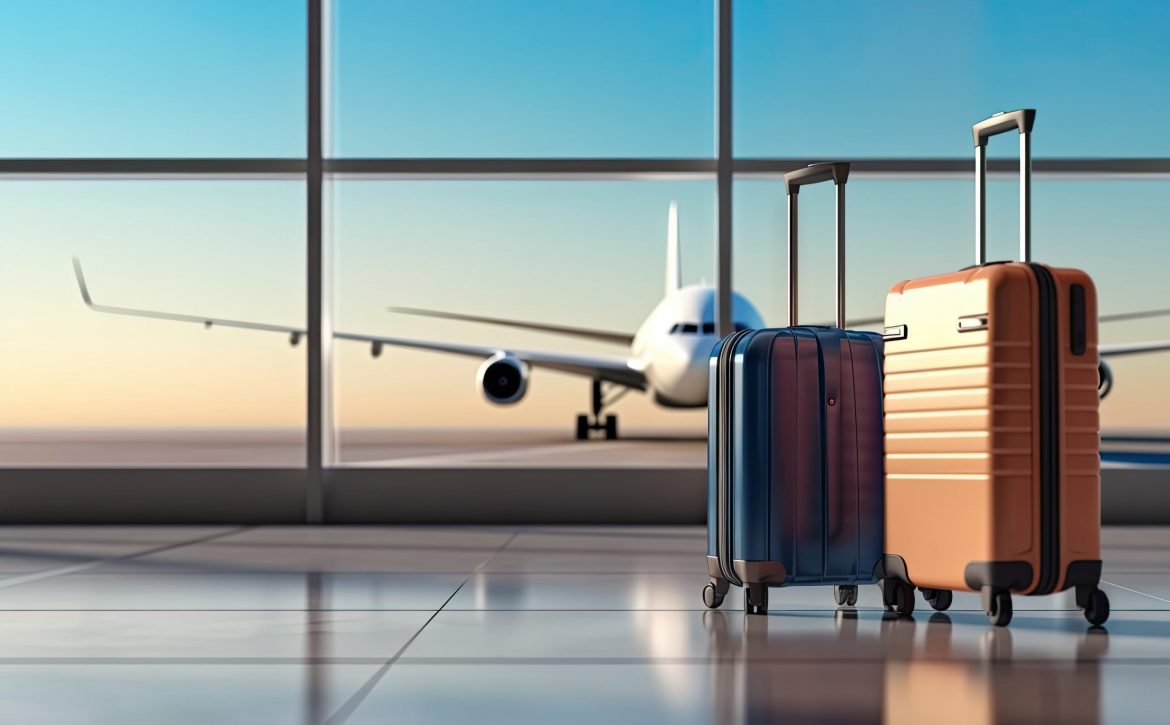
665 201 681 295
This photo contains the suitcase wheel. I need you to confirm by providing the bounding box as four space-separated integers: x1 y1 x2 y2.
1082 587 1110 627
702 579 729 610
881 579 915 618
983 588 1013 627
921 588 953 612
744 584 768 616
833 585 858 607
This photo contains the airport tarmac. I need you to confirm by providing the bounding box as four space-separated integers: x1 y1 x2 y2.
0 428 707 468
2 427 1169 470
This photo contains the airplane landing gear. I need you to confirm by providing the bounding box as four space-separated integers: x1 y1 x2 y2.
576 380 625 440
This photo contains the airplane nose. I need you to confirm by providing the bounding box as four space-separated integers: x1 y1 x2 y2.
647 335 717 406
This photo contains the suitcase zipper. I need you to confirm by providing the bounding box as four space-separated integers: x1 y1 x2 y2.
716 330 752 586
1028 263 1060 595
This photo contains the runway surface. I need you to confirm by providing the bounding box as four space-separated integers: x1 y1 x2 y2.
0 428 707 468
2 428 1169 469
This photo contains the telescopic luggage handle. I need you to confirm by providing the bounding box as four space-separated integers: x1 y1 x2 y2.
973 109 1036 265
784 162 850 329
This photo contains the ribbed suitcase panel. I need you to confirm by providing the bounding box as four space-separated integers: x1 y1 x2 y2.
883 266 1040 590
884 263 1103 593
1051 269 1102 576
708 326 885 588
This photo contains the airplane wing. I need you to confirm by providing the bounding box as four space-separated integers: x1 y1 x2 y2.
336 331 645 388
1100 340 1170 358
73 258 646 390
72 257 306 343
387 306 634 346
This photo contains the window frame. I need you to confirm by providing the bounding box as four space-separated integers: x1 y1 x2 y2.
0 0 1166 524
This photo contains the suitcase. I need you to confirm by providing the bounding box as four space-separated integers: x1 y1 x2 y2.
878 109 1110 626
703 161 885 615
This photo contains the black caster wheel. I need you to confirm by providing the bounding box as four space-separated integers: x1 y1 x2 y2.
745 584 768 615
604 415 618 440
575 415 589 440
1083 588 1110 626
922 588 953 612
702 581 726 609
984 588 1013 627
882 579 915 618
834 585 858 607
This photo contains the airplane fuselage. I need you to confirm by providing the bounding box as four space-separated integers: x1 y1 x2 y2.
630 285 765 407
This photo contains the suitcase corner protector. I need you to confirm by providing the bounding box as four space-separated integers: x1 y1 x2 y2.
963 561 1034 592
733 560 788 584
874 554 912 585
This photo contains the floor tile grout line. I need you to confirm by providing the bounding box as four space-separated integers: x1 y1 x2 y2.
0 526 252 591
3 656 1170 667
319 580 469 725
0 570 709 576
321 529 522 725
475 530 524 571
3 607 1168 613
0 656 1169 666
1102 579 1170 605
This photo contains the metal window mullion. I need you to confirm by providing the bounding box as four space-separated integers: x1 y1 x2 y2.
715 0 733 338
4 158 1170 179
306 0 330 522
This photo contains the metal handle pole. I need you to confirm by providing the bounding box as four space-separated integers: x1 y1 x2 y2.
788 192 799 327
1020 130 1032 262
835 182 846 329
975 143 987 265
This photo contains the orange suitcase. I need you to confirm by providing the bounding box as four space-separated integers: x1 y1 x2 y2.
877 109 1109 627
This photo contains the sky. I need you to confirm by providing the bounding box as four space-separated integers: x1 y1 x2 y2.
3 1 1170 458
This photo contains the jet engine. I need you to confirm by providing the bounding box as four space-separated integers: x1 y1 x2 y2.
1098 360 1114 399
477 353 529 405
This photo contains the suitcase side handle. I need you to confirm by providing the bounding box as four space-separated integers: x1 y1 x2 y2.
783 162 849 329
974 109 1036 265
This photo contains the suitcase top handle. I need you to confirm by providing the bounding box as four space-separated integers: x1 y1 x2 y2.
783 162 850 329
973 109 1036 265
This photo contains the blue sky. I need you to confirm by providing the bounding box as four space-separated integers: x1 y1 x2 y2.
3 0 1169 157
2 1 1170 440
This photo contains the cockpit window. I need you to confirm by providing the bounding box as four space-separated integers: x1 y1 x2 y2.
671 321 753 335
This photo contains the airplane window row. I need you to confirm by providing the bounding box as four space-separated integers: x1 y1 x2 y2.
668 323 752 335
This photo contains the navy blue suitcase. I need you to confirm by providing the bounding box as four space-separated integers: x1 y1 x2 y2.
703 162 886 615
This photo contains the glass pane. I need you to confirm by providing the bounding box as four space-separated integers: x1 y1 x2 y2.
330 180 717 466
735 0 1170 157
331 0 715 157
734 179 971 332
0 181 305 466
735 177 1170 455
0 1 304 157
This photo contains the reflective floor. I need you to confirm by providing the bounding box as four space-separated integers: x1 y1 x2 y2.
0 526 1167 724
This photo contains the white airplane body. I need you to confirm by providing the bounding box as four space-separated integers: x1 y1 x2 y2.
71 203 1170 438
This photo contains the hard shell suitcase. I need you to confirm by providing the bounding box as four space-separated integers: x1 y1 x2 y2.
879 110 1110 626
704 162 885 615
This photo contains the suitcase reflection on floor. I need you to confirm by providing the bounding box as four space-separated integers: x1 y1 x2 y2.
885 613 1107 724
703 610 1106 724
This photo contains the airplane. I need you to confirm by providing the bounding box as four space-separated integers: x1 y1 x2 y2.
71 203 1170 440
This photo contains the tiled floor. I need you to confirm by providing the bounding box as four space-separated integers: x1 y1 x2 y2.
0 526 1167 724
